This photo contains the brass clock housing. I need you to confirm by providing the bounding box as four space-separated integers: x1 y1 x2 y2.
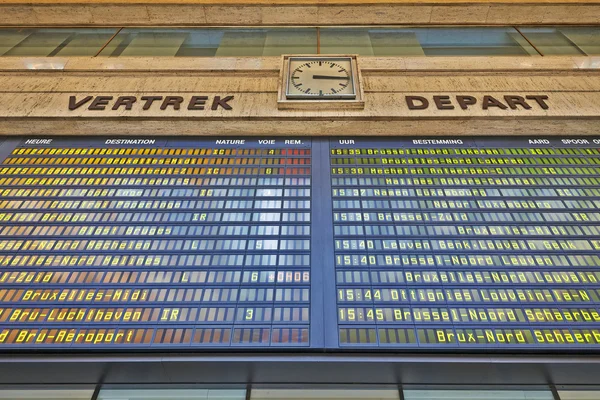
278 55 365 110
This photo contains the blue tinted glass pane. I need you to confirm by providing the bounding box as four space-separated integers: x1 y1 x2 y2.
320 27 537 56
404 390 554 400
99 389 246 400
98 28 317 57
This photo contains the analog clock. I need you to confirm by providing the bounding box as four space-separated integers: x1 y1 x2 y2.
285 57 357 100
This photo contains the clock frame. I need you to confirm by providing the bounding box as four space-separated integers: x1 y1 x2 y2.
277 55 365 110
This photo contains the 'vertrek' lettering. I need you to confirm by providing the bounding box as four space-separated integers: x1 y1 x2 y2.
68 95 235 111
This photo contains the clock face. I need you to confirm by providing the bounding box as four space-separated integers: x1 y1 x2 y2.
286 57 356 100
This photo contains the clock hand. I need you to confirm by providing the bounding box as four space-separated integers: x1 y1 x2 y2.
312 75 350 80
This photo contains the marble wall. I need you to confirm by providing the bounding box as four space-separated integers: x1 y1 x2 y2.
0 56 598 136
2 2 600 25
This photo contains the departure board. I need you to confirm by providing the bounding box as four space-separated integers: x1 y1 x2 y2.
331 137 600 349
3 136 600 352
0 137 312 348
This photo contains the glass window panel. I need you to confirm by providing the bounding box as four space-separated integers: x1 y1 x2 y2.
100 29 222 57
98 388 246 400
0 30 33 56
415 27 537 56
4 26 600 57
0 28 117 57
252 389 400 400
3 30 71 56
98 28 316 57
521 27 600 55
261 29 317 55
561 27 600 55
320 27 538 56
52 30 119 57
121 31 189 57
403 390 554 400
214 30 267 56
0 388 94 399
368 30 425 56
559 391 600 400
320 29 376 56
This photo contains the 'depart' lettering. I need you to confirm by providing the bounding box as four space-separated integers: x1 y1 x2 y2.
405 95 549 110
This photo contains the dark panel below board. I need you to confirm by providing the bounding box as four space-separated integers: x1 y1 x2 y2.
1 353 600 386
